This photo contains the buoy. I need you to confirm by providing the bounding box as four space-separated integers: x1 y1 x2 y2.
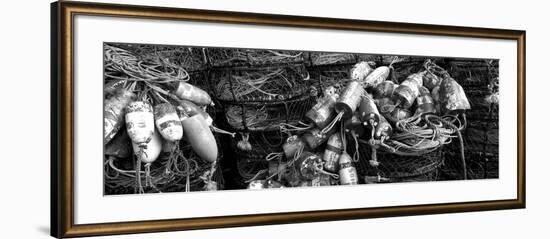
415 87 436 115
125 101 155 146
358 96 380 128
247 180 266 190
131 129 162 164
171 81 213 106
154 103 183 142
439 77 471 113
374 115 393 140
181 114 218 162
350 61 374 82
282 135 308 160
295 152 323 180
335 81 364 120
305 92 338 129
302 128 331 150
178 100 213 126
389 107 411 123
422 70 442 91
338 152 358 185
373 80 396 99
393 73 424 109
323 133 343 173
362 66 391 89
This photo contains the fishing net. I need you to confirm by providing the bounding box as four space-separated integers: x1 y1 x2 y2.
104 134 225 195
210 63 312 102
206 48 305 67
223 94 316 131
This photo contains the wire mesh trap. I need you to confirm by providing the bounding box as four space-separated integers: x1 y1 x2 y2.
307 64 355 94
206 48 305 67
210 63 312 102
305 52 358 66
106 43 207 72
104 139 225 195
353 141 445 180
223 94 316 131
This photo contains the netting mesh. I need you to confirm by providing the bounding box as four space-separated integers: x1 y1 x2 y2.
210 64 312 102
308 64 355 94
441 59 499 180
206 48 305 67
352 140 445 179
104 135 225 195
306 52 358 66
223 94 316 131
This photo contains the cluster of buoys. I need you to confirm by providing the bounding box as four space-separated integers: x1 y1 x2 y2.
246 59 471 188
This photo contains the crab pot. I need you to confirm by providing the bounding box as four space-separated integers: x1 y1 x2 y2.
373 81 396 99
307 63 354 96
206 48 305 67
154 103 183 142
114 43 208 71
223 94 316 131
210 63 311 102
305 94 338 129
358 96 380 127
307 52 358 67
125 101 155 145
323 133 344 173
335 81 364 119
295 152 323 180
353 141 445 180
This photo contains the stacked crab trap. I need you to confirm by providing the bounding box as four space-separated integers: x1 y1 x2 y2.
103 44 496 194
103 44 225 194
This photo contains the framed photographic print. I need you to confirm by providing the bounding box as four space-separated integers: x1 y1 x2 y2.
51 1 526 238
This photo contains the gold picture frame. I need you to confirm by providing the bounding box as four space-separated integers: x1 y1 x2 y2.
51 1 526 237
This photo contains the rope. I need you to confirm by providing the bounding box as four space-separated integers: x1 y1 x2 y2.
321 111 344 135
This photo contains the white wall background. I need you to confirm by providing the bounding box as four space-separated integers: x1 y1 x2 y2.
0 0 545 238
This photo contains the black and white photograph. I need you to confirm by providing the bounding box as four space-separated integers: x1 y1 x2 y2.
103 43 499 195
